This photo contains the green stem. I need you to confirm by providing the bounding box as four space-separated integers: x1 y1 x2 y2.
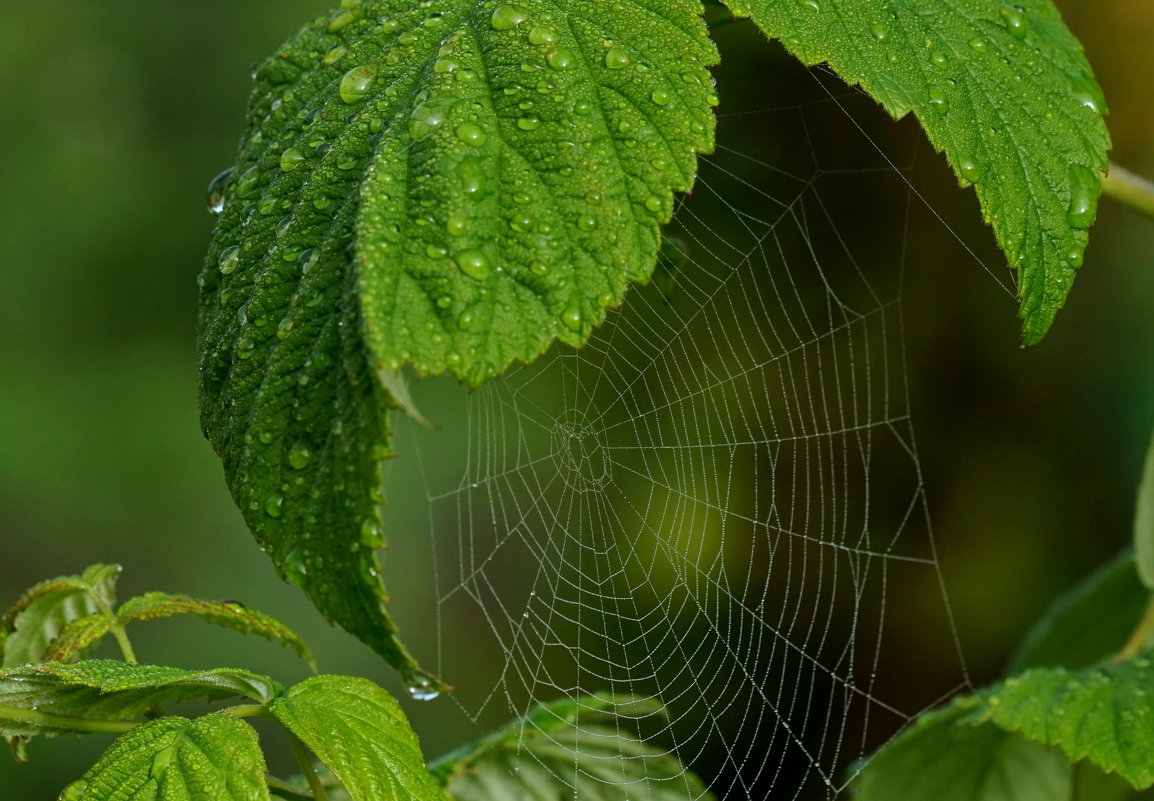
1103 162 1154 220
266 775 314 801
287 731 329 801
109 623 138 664
224 704 270 719
1114 594 1154 664
0 703 139 735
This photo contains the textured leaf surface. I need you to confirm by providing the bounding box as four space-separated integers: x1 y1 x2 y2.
118 593 316 671
69 714 269 801
981 659 1154 789
0 661 280 738
854 702 1071 801
1135 429 1154 589
200 0 717 690
43 614 115 663
730 0 1110 343
1008 551 1150 673
268 675 444 801
1 564 120 666
431 695 715 801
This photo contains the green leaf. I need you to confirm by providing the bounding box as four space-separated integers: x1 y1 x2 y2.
268 675 444 801
68 713 269 801
1008 551 1151 674
118 593 317 671
729 0 1110 343
980 658 1154 790
43 614 115 663
1 564 120 666
854 702 1072 801
0 661 281 738
431 695 716 801
1134 426 1154 589
199 0 716 689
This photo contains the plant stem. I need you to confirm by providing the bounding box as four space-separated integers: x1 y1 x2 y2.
1114 594 1154 664
224 704 270 719
109 623 139 664
1103 162 1154 220
287 731 329 801
0 703 139 735
266 775 314 800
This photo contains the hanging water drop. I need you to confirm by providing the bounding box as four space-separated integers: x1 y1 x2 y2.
407 677 441 701
561 300 583 332
1066 164 1099 229
206 167 233 214
956 152 984 184
266 494 285 518
340 66 376 104
218 246 240 275
234 166 261 199
288 440 313 470
280 148 307 172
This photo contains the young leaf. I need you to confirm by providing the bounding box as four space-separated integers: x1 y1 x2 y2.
268 675 444 801
853 702 1072 801
431 695 716 801
67 713 269 801
1134 426 1154 589
980 658 1154 790
117 593 317 671
1007 551 1150 673
42 615 115 663
1 564 120 666
729 0 1111 344
199 0 717 689
0 661 281 738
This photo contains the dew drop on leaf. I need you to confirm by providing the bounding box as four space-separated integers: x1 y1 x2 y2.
1066 164 1099 229
340 66 377 104
490 5 529 31
206 167 233 214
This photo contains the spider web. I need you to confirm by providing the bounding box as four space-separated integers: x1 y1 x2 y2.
387 50 986 801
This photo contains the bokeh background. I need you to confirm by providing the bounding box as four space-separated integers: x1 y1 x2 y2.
0 1 1151 797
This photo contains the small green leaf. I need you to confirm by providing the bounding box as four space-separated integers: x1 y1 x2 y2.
981 658 1154 790
268 675 444 801
854 701 1072 801
71 713 269 801
431 695 716 801
0 661 281 738
200 0 717 688
1 564 120 666
1008 551 1151 673
1134 426 1154 589
118 593 316 671
730 0 1110 343
43 614 115 663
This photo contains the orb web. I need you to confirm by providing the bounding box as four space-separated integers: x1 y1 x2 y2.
387 59 979 801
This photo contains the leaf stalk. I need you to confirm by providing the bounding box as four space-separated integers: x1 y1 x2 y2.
1103 162 1154 221
0 703 139 735
1113 593 1154 664
286 731 330 801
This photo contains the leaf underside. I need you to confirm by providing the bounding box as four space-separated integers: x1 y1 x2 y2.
730 0 1110 343
199 0 716 688
1 565 120 667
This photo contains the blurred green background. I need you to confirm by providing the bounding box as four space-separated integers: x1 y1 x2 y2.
0 1 1151 798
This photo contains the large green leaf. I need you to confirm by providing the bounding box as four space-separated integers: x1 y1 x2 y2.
1134 426 1154 589
198 0 714 691
853 702 1072 801
0 661 280 738
431 695 716 801
730 0 1110 343
1007 551 1150 674
117 593 317 671
980 659 1154 790
0 564 120 667
63 714 269 801
268 675 444 801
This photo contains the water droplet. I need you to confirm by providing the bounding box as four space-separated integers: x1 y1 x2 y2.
651 88 672 106
280 148 307 172
1066 164 1099 229
577 215 597 231
324 44 348 65
288 440 313 470
930 51 948 66
266 494 285 518
561 300 583 332
644 196 663 213
434 57 460 74
956 152 984 184
528 25 557 45
928 86 950 112
604 48 631 70
455 122 487 146
491 5 529 31
1068 69 1104 113
206 167 233 214
799 0 821 10
234 166 261 199
969 38 987 52
328 8 360 32
410 96 458 139
518 117 541 131
407 677 440 701
870 22 887 41
547 49 574 71
360 518 384 547
457 249 491 280
340 66 376 104
1001 6 1028 38
456 157 486 195
236 337 256 359
218 246 240 275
